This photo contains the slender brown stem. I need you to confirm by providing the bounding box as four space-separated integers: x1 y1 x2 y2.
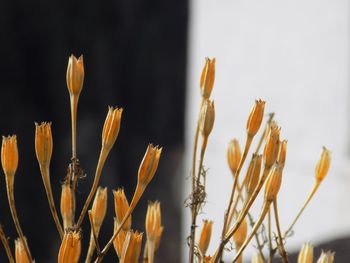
40 166 64 239
76 148 109 229
70 95 79 159
284 182 320 238
247 212 266 262
273 199 288 263
86 211 101 261
0 225 15 263
267 209 273 263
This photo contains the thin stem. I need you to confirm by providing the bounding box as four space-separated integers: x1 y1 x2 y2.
267 209 273 263
40 166 64 239
70 95 79 159
6 178 33 262
254 113 274 154
273 199 288 263
0 224 15 263
76 148 109 229
247 213 266 262
284 182 320 238
85 211 101 263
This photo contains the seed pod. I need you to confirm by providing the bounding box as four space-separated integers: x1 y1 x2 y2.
102 106 123 150
35 122 53 168
15 238 30 263
200 99 215 138
198 220 213 256
251 253 264 263
91 186 108 231
113 220 128 259
264 165 283 202
66 55 84 97
245 154 262 198
200 57 216 99
1 135 19 178
145 202 164 250
316 250 335 263
277 140 288 168
60 183 75 229
315 147 331 183
120 230 143 263
263 123 280 168
138 144 162 187
113 189 132 230
227 139 241 175
58 231 81 263
298 243 314 263
246 99 265 137
233 217 247 248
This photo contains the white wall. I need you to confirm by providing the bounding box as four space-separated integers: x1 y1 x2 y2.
183 0 350 261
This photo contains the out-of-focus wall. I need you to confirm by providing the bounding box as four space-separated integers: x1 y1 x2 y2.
184 0 350 261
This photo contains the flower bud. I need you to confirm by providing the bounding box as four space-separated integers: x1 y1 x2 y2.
91 186 107 231
1 135 19 177
60 183 75 229
58 231 81 263
120 230 143 263
66 54 84 97
138 144 162 187
113 221 128 259
15 238 30 263
233 217 247 248
298 243 314 263
145 202 163 247
113 188 132 230
315 147 331 183
102 106 123 150
200 57 216 99
200 99 215 138
264 165 283 202
35 122 53 168
246 99 265 137
316 250 335 263
227 139 241 175
263 123 280 168
251 253 264 263
198 220 213 256
245 154 262 197
277 140 288 168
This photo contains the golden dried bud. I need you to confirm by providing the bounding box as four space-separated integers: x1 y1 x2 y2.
15 238 30 263
245 154 262 197
316 250 335 263
35 122 53 168
1 135 19 177
298 243 314 263
120 230 143 263
263 124 280 168
200 99 215 138
58 231 81 263
233 217 247 247
200 57 216 99
113 188 132 230
198 220 213 256
91 186 107 231
246 99 265 137
227 139 241 175
113 221 128 259
277 140 288 168
251 253 264 263
145 201 163 247
102 106 123 150
60 183 75 229
264 165 283 202
66 54 84 97
138 144 162 187
315 147 331 182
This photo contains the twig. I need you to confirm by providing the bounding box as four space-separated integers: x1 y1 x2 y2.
0 224 15 263
87 211 101 256
273 199 288 263
267 209 273 263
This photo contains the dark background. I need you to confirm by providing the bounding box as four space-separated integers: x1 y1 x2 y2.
0 0 188 262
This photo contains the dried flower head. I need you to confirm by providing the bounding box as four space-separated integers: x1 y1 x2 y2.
145 201 163 246
1 135 19 177
138 144 162 188
120 230 143 263
66 54 84 97
58 231 81 263
263 123 280 168
198 220 213 256
113 221 128 259
251 253 264 263
60 183 75 229
200 57 216 99
102 106 123 150
227 138 241 175
298 243 314 263
245 154 262 197
91 186 108 231
233 216 248 248
317 250 335 263
15 238 30 263
114 188 132 230
200 99 215 138
246 99 265 137
35 122 53 168
315 146 331 183
264 165 283 202
277 140 288 168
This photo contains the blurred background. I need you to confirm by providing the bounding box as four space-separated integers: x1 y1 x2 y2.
0 0 349 262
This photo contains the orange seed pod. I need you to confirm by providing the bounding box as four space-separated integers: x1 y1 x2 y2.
113 189 132 230
298 243 314 263
200 57 216 99
315 146 331 183
35 122 53 168
58 231 81 263
227 139 241 175
60 183 75 229
1 135 19 178
120 230 143 263
102 106 123 150
113 220 128 259
277 140 288 168
15 238 30 263
263 123 280 168
66 55 84 97
137 144 162 187
233 217 247 248
246 99 265 137
198 220 213 256
145 202 163 247
200 99 215 138
245 154 262 197
91 186 108 231
264 165 283 202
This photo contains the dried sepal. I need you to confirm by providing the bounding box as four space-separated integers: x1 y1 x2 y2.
145 201 163 250
198 220 213 256
113 188 132 230
137 144 162 188
102 106 123 150
277 140 288 168
200 99 215 138
91 186 108 231
246 99 265 137
227 139 241 175
120 230 143 263
264 164 283 202
263 123 280 168
316 250 335 263
200 57 216 99
298 243 314 263
245 154 262 198
35 122 53 168
66 54 84 97
315 146 331 183
60 183 75 229
15 238 30 263
1 135 19 178
58 231 81 263
233 216 247 248
113 220 128 259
